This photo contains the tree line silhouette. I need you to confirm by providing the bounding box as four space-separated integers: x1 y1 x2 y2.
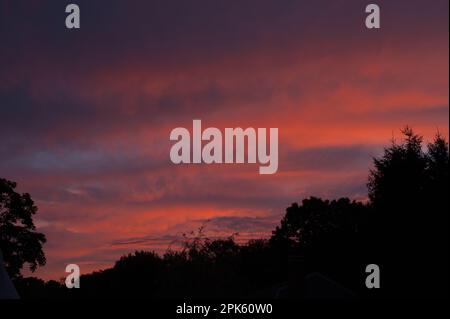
2 127 449 298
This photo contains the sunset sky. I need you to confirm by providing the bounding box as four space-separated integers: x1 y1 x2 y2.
0 0 448 280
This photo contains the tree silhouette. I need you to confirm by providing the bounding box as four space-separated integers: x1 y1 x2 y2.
270 197 370 294
8 127 450 299
0 178 46 278
271 197 367 250
367 127 449 297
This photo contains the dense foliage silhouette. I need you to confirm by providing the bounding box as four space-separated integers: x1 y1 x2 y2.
0 178 46 279
6 128 450 298
367 127 449 298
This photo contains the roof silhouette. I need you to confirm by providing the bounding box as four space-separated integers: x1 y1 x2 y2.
0 250 19 299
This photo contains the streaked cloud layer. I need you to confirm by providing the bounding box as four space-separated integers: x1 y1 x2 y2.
0 0 448 279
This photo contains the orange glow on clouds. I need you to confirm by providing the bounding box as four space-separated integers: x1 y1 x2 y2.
1 0 447 280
